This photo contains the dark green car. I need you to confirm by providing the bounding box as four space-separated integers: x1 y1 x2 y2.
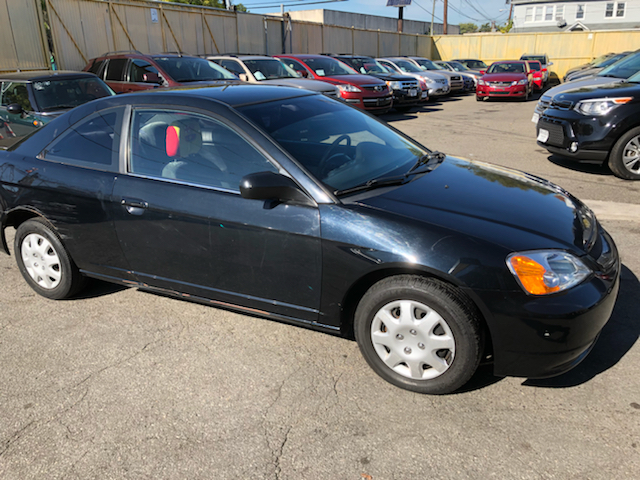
0 71 114 148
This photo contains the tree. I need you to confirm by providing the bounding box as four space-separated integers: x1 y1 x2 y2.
459 23 478 34
499 20 513 33
162 0 247 12
478 23 492 32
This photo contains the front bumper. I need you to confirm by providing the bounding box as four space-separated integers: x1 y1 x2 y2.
472 227 620 378
428 85 450 97
391 88 421 106
342 93 393 112
477 84 527 98
535 108 615 163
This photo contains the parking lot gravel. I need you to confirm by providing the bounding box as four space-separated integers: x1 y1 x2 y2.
1 92 639 479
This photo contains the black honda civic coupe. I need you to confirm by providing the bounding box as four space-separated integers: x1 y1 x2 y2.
0 85 620 394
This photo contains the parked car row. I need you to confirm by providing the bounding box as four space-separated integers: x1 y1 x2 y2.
533 49 640 180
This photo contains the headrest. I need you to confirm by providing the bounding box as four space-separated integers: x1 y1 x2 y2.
166 118 202 157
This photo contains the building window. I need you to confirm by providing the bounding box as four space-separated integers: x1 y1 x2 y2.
556 5 564 20
545 6 554 21
617 2 626 16
576 4 585 19
605 2 614 17
535 6 543 21
525 7 533 22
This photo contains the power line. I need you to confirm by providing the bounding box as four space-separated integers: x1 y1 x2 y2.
412 0 444 23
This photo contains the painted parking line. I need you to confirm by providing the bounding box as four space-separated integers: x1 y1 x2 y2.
585 200 640 222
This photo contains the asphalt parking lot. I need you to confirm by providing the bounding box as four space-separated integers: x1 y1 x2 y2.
1 92 639 479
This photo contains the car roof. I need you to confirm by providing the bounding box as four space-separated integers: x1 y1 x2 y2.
95 83 315 109
0 71 99 82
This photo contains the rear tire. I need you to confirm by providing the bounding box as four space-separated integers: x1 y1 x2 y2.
354 275 483 394
608 126 640 180
14 218 86 299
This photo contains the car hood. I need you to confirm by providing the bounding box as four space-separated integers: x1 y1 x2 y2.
367 73 416 82
355 157 590 252
548 81 640 103
482 73 526 82
323 74 387 86
567 67 603 81
260 78 338 93
546 76 624 97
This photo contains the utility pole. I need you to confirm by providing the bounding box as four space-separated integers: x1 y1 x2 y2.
398 6 404 33
443 0 448 34
430 0 435 34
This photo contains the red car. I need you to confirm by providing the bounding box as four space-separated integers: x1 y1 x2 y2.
476 60 533 102
526 60 544 91
83 51 239 93
276 54 392 113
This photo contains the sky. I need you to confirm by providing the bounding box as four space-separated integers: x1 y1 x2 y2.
244 0 513 27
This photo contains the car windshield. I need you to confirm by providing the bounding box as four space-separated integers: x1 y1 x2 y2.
343 58 389 75
153 57 238 82
31 77 115 112
243 59 300 80
412 58 440 71
392 60 423 73
528 62 541 71
487 62 525 74
302 57 356 76
521 55 546 64
597 52 640 78
449 61 470 72
595 54 627 68
463 60 488 69
238 95 426 192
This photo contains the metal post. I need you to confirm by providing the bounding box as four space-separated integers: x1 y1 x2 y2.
398 6 403 33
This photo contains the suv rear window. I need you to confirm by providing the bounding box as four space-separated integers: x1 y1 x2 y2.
153 57 237 82
105 59 128 81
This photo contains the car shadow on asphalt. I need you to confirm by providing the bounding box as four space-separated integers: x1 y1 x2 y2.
548 154 612 176
523 263 639 388
72 278 128 299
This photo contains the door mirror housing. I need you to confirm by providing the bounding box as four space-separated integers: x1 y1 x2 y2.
142 72 162 84
6 103 24 115
479 70 486 75
296 69 309 78
240 171 312 205
238 73 249 82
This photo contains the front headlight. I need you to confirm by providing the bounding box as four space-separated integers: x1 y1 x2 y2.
506 250 591 295
478 79 486 85
512 79 528 86
337 84 362 93
575 97 633 116
388 81 402 90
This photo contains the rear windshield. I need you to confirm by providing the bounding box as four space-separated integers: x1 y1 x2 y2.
243 59 299 80
153 57 238 82
32 77 114 111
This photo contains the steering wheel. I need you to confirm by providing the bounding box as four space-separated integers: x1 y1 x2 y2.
318 134 352 178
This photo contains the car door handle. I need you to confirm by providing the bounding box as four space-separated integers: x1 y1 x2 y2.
121 197 148 215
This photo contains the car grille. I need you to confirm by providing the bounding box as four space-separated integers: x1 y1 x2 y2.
400 80 419 89
363 96 392 107
489 81 512 87
492 91 511 95
551 99 574 109
361 84 388 93
436 78 447 85
538 118 565 147
450 76 461 81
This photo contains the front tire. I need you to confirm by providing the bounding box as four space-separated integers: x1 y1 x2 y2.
608 126 640 180
14 218 86 299
354 275 483 394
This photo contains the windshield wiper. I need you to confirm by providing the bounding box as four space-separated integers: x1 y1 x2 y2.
405 151 446 176
334 151 447 196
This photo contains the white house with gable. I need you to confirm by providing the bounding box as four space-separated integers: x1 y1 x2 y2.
511 0 640 32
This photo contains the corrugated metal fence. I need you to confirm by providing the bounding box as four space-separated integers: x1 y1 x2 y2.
44 0 435 70
3 0 639 79
0 0 50 72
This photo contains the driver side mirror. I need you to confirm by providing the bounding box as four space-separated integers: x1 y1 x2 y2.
6 103 24 115
142 72 162 84
240 171 313 205
479 70 486 75
296 70 309 78
238 73 249 82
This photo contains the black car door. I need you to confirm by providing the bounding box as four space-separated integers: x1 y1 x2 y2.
111 106 322 322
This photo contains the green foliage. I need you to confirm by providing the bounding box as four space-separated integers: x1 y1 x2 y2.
478 23 492 32
161 0 247 12
499 20 513 33
459 23 478 34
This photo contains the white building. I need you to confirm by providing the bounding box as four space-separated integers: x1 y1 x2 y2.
511 0 640 32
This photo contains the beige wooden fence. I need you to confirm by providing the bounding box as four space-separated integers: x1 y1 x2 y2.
433 30 640 79
0 0 50 73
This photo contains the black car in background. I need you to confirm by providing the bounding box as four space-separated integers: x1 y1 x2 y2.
0 71 114 148
0 85 619 394
536 75 640 179
326 54 423 111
